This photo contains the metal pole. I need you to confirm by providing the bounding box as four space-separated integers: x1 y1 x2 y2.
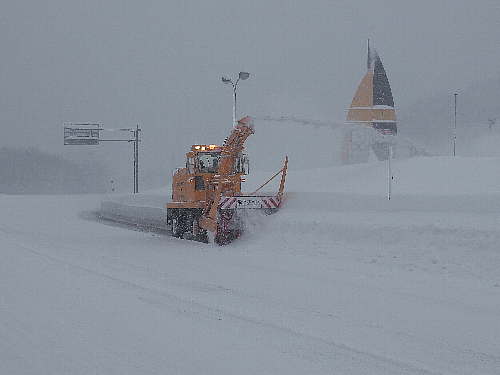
232 80 238 128
134 124 140 193
454 93 457 156
388 145 393 201
223 72 248 128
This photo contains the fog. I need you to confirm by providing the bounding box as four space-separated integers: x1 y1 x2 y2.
1 1 499 192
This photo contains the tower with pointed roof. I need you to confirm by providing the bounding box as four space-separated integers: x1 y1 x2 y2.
342 41 397 165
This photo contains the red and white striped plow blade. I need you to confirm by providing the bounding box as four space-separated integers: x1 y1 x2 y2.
217 196 281 210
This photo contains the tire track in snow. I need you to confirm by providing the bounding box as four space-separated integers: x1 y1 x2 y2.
11 240 441 374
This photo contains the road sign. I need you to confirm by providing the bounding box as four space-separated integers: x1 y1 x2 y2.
64 123 101 145
63 123 141 193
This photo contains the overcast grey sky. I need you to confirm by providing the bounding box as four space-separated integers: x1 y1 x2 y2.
1 1 499 181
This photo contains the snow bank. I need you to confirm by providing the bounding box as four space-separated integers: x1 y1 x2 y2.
102 156 500 226
99 193 169 228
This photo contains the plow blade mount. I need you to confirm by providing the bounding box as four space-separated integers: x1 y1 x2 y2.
199 194 282 245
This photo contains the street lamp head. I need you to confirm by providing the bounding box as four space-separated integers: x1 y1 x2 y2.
239 71 250 80
222 71 248 129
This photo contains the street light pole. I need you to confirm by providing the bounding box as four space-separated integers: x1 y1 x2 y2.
222 71 249 128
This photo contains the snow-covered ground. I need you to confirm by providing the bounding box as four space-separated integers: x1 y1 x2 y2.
1 156 499 374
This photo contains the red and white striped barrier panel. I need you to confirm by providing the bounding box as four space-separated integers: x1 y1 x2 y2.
218 197 238 209
218 196 281 210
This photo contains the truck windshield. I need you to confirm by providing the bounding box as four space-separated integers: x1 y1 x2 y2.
198 152 220 173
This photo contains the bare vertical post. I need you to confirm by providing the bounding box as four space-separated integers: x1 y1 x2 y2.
388 145 393 201
133 124 140 194
454 94 457 156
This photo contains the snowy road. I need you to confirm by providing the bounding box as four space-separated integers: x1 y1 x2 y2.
1 158 500 374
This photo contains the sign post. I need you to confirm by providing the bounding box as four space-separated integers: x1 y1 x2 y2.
64 123 141 193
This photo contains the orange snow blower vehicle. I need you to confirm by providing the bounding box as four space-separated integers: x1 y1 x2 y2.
166 116 288 245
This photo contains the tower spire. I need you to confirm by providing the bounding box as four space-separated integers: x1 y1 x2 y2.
367 39 371 69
